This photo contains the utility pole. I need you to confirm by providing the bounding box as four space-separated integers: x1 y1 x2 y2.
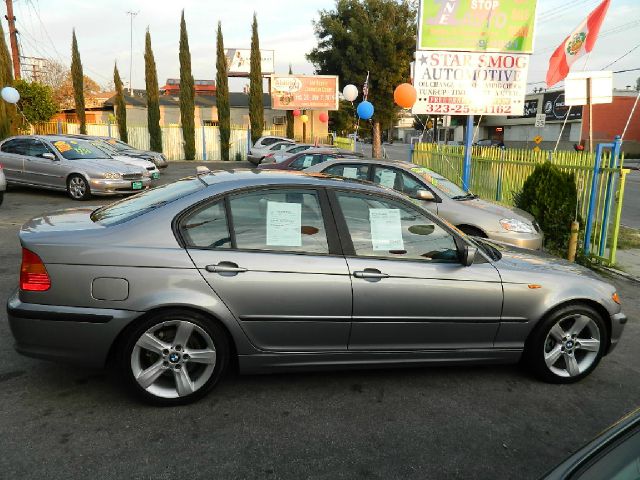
5 0 21 79
126 10 139 95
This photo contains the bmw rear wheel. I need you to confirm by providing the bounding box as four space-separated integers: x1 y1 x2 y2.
525 304 607 383
67 174 91 200
120 310 229 405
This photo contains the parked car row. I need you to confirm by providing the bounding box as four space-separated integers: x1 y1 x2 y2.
0 134 167 201
248 135 364 165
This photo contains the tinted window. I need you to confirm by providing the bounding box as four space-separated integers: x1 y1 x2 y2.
575 429 640 480
290 154 327 170
26 140 55 158
323 164 369 181
260 138 283 147
229 189 329 254
289 145 310 154
1 139 29 155
180 201 230 249
270 143 292 151
336 192 458 262
91 178 205 225
373 166 424 197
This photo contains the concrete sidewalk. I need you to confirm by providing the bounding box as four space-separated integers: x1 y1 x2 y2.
616 249 640 280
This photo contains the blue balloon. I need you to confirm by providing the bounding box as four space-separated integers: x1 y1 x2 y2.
357 101 374 120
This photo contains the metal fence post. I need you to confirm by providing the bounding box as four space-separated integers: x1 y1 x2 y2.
609 168 629 266
584 143 608 255
598 136 622 258
409 142 414 164
57 120 62 135
107 122 112 138
202 123 207 161
462 115 473 192
247 126 252 155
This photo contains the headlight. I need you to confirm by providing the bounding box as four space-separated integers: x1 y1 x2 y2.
103 172 122 179
500 218 535 234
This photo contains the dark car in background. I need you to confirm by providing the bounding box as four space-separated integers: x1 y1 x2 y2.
100 137 169 169
257 149 360 171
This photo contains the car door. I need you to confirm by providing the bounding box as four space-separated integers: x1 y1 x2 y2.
330 189 503 351
22 138 66 188
0 138 30 182
371 165 440 215
183 187 352 351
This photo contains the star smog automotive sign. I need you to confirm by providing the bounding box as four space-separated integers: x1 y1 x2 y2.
418 0 538 53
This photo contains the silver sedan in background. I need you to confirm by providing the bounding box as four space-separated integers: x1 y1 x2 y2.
0 135 151 200
0 163 5 206
305 158 544 249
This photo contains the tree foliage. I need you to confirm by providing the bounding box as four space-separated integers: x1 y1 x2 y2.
71 30 87 134
514 163 578 254
14 80 58 125
179 10 196 160
0 20 17 140
145 29 162 152
286 64 295 139
249 13 264 145
50 72 101 110
216 22 231 161
113 64 128 143
307 0 416 156
330 100 358 136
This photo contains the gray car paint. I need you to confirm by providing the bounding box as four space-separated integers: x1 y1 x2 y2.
0 135 151 196
305 158 544 249
7 170 626 375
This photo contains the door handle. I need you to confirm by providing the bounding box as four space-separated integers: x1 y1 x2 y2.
205 262 247 274
353 269 389 279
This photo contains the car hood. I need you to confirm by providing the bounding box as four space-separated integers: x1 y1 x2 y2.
486 240 604 281
459 197 535 222
76 158 143 174
113 155 155 169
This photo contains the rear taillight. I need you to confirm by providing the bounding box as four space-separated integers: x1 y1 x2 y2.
20 248 51 291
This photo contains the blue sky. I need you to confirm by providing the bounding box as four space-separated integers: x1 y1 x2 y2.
4 0 640 91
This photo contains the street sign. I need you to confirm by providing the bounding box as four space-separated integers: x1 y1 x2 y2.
412 51 529 116
417 0 538 53
535 114 546 128
565 71 613 106
533 146 541 152
533 135 543 144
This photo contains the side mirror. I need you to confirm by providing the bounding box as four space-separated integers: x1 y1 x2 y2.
414 189 435 201
42 152 57 161
461 246 478 267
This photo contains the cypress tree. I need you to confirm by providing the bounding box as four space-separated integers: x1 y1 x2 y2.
113 64 128 142
286 64 294 139
249 13 263 145
70 30 86 134
216 22 231 161
145 29 162 152
0 21 17 140
179 10 196 160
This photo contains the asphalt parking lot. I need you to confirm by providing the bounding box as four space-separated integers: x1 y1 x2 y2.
0 162 638 480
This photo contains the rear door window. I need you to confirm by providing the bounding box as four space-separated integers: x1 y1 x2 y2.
323 163 370 181
179 201 231 249
1 139 30 155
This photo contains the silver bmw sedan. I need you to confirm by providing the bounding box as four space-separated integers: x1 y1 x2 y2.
7 170 626 405
0 135 151 200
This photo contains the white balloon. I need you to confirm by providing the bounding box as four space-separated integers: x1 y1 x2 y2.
342 84 358 102
1 86 20 104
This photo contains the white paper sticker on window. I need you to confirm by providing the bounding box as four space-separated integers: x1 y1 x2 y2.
370 209 404 251
378 170 396 188
267 202 302 247
302 156 314 168
343 167 359 179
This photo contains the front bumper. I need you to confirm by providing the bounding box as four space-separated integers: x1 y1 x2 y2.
487 230 544 250
7 291 141 368
89 177 151 196
607 311 627 354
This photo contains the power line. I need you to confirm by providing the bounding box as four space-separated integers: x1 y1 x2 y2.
600 42 640 70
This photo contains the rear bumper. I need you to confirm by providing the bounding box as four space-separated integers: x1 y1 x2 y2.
607 312 627 354
6 291 141 368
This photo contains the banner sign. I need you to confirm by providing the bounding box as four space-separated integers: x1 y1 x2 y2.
224 49 274 76
412 51 529 116
418 0 537 53
270 75 339 111
542 91 583 121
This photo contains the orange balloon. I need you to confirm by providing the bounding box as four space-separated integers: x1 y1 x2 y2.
394 83 417 109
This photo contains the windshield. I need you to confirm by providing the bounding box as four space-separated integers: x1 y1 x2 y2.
409 166 472 200
91 178 205 226
90 140 119 156
104 138 132 152
52 139 112 160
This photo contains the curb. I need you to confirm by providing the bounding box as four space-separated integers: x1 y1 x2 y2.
592 265 640 284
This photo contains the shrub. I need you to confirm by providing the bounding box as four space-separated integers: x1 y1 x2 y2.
514 162 578 254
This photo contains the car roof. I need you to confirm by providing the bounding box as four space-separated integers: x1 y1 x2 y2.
308 157 444 177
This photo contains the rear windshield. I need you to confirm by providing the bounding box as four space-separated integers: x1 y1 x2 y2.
52 139 111 160
91 178 205 225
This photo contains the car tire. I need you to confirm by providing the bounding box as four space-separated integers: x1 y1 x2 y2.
66 174 91 201
524 304 608 384
119 309 230 406
0 192 3 207
458 226 487 238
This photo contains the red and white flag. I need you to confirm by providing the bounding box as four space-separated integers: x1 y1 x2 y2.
546 0 611 87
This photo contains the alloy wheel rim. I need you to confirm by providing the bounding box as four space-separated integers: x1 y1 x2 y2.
131 320 217 399
543 314 601 378
69 177 86 199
